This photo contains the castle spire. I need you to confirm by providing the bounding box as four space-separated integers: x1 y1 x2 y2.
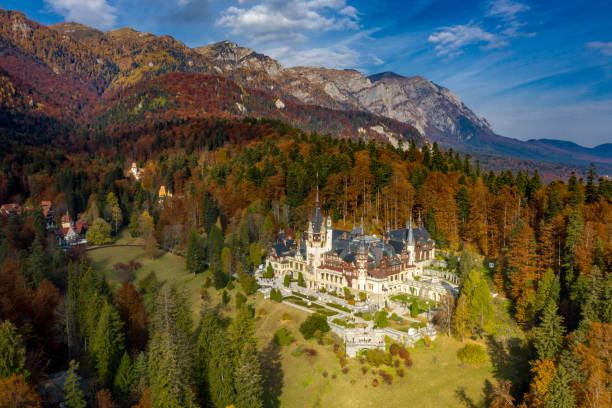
407 215 414 244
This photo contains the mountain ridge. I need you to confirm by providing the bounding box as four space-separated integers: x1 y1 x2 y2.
0 9 608 175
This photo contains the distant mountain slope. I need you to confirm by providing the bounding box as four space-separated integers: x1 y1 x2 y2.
96 72 423 146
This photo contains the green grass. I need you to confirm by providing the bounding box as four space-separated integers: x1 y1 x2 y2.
89 232 497 407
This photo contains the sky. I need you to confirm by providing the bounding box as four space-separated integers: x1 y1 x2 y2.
3 0 612 147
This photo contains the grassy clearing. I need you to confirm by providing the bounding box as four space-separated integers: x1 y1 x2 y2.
88 235 497 407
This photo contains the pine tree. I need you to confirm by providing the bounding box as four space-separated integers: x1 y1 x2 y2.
114 352 135 398
229 306 256 362
297 272 305 287
91 301 125 387
0 321 28 380
148 286 196 408
546 365 575 408
283 274 291 287
63 361 86 408
234 342 263 408
185 227 204 274
534 299 565 361
207 327 235 408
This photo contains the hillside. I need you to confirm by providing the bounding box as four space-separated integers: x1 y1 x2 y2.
0 9 608 175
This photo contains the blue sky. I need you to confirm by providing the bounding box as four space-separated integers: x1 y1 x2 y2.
3 0 612 147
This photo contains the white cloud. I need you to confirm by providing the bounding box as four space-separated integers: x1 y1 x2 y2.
45 0 117 30
487 0 529 20
216 0 359 43
265 45 359 68
428 24 508 57
586 41 612 56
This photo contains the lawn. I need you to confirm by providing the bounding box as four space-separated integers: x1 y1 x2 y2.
88 233 497 408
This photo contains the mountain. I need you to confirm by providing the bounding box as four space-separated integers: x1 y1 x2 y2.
96 72 423 146
0 9 609 175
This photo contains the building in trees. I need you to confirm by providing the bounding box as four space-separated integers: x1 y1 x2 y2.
267 194 452 304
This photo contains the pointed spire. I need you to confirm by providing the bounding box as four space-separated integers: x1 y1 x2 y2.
407 215 414 244
316 185 319 205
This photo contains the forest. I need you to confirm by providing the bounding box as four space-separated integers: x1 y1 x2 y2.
0 112 610 407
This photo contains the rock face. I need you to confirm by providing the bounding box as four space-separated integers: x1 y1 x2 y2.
195 42 493 146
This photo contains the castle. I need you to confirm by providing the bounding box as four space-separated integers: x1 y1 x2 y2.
267 193 440 302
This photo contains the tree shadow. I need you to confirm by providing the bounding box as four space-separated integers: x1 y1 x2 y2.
454 387 477 408
259 339 283 408
485 335 531 400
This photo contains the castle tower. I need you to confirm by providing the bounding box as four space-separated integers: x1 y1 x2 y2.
356 228 368 291
306 188 325 268
405 215 415 265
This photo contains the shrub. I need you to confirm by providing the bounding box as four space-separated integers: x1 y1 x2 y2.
398 346 410 361
325 302 351 313
331 374 336 379
358 291 367 302
297 272 306 287
299 314 330 340
410 302 419 317
361 366 368 375
283 274 291 287
396 369 405 377
291 346 303 357
394 359 400 368
342 367 349 374
379 370 393 385
226 281 235 290
303 348 317 360
221 290 229 305
348 299 356 305
457 344 488 365
263 264 274 278
322 371 328 378
372 379 379 387
389 343 400 356
235 292 247 309
270 288 283 302
404 358 413 368
281 312 292 321
365 349 392 367
257 308 267 317
274 328 295 346
203 276 211 288
374 311 388 328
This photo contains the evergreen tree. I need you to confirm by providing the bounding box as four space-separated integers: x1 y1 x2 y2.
297 272 305 287
234 342 263 408
283 274 291 287
207 326 235 408
534 299 565 360
229 306 256 361
63 361 86 408
185 228 204 274
207 225 224 263
546 365 575 408
114 352 135 398
91 301 125 387
148 286 196 408
201 191 219 234
28 239 49 287
0 321 28 379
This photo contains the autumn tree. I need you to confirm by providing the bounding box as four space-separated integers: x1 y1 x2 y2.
0 375 42 408
114 281 148 352
87 218 113 245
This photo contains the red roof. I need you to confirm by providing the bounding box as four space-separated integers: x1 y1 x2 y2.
0 203 22 216
75 221 88 234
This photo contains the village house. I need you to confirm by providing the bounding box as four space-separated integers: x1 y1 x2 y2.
57 211 88 247
128 162 143 180
0 203 22 216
